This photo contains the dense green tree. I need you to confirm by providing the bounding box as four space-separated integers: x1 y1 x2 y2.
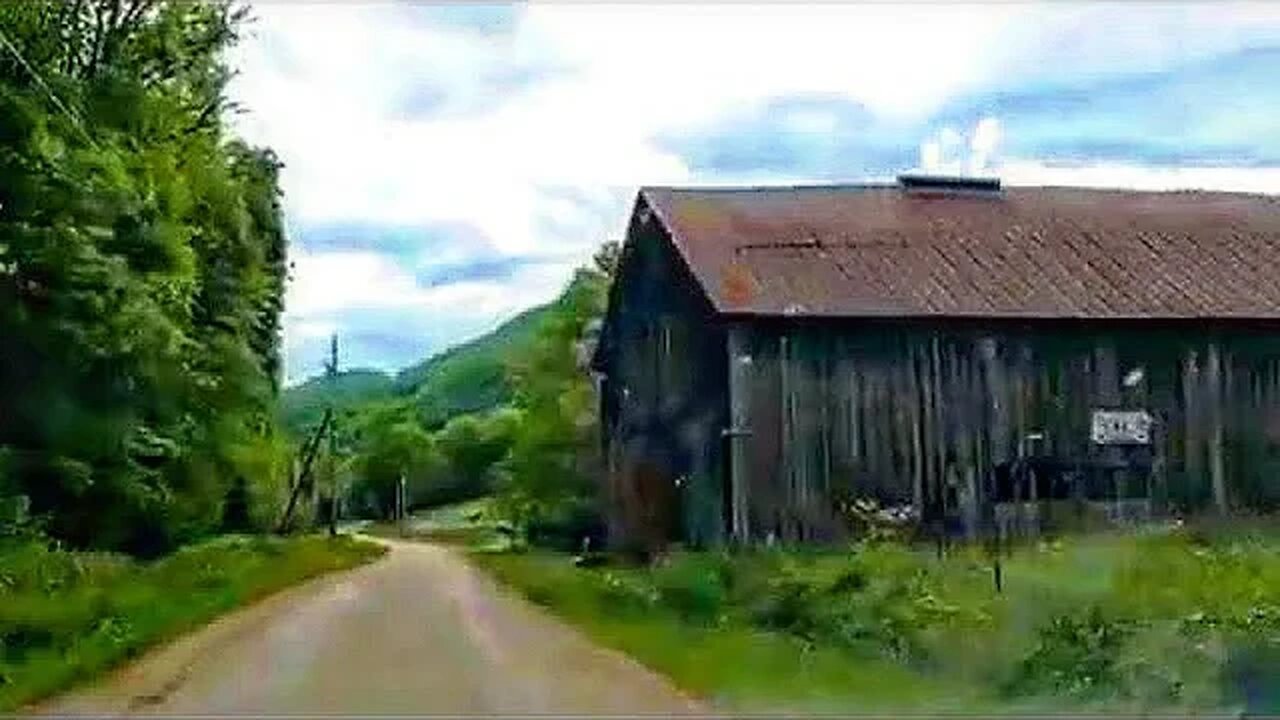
435 409 518 494
349 404 447 518
495 267 610 546
0 1 287 554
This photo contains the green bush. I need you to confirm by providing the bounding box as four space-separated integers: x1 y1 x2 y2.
1006 605 1136 699
651 556 728 625
736 547 981 664
750 573 822 638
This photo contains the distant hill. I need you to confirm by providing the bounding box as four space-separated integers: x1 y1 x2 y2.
280 369 395 434
280 303 553 435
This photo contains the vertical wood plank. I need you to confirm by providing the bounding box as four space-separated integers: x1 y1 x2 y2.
849 354 862 468
864 365 881 497
909 340 925 516
980 336 1010 467
954 343 976 537
1182 348 1201 512
727 324 752 542
930 334 948 521
819 342 833 536
779 332 795 541
1207 341 1228 514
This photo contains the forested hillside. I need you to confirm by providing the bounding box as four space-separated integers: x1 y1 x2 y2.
0 2 289 555
396 303 553 427
280 369 395 435
280 303 553 438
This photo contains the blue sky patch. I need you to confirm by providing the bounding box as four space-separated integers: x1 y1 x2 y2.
293 220 493 259
661 95 916 179
932 45 1280 168
416 256 551 288
400 2 522 36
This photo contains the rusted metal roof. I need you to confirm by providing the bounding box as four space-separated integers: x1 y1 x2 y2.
640 184 1280 319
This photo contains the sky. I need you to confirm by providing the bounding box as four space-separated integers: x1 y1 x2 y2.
225 1 1280 386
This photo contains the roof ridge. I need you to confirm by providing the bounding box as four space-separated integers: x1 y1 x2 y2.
642 182 897 194
642 182 1280 200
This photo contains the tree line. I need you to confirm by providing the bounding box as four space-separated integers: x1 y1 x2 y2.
0 1 289 555
0 0 618 555
337 246 618 549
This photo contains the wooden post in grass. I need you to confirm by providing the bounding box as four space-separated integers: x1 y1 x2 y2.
325 334 340 538
398 473 406 538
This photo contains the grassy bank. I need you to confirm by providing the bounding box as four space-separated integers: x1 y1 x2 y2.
0 534 385 711
470 527 1280 715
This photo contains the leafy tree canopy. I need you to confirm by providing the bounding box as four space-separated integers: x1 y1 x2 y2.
0 1 288 554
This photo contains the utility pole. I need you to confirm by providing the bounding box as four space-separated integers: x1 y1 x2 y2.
325 334 340 537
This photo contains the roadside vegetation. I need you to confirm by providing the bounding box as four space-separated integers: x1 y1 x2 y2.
303 243 616 551
470 526 1280 715
0 0 609 704
0 2 387 708
0 534 384 711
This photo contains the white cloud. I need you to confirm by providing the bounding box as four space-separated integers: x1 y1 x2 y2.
288 318 336 343
231 1 1280 248
227 1 1280 380
518 4 1019 125
919 141 941 173
984 3 1280 89
918 125 967 175
784 110 839 136
969 117 1001 175
998 160 1280 194
285 247 568 324
281 245 570 382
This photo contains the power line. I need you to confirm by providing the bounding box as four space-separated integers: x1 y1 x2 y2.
0 25 98 149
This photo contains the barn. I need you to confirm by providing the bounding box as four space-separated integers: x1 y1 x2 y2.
589 175 1280 549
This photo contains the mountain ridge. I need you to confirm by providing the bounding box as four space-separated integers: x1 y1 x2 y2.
279 303 554 434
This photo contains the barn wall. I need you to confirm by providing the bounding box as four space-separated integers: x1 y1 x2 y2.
728 319 1280 542
598 200 728 549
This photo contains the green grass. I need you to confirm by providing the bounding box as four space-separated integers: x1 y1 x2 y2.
366 497 509 550
469 527 1280 715
408 497 494 530
471 550 980 714
0 534 386 711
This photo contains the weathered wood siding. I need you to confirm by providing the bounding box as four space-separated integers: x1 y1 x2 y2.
597 200 728 549
728 319 1280 542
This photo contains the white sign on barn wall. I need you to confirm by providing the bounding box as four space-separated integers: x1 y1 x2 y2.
1090 410 1154 445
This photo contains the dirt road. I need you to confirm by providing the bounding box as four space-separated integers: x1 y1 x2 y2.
36 538 708 716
